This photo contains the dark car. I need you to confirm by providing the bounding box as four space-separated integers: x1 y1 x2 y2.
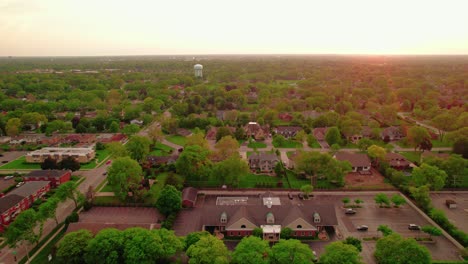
345 209 356 215
288 193 293 200
357 225 368 231
408 224 421 230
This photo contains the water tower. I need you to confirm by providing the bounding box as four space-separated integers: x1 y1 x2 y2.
194 64 203 78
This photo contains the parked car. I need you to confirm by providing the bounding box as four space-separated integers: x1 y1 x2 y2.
102 171 108 176
16 182 24 188
356 225 368 231
408 224 421 230
106 160 112 165
288 193 293 200
4 175 14 180
345 209 356 215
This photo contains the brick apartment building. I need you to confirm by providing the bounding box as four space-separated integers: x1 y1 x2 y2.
23 170 72 188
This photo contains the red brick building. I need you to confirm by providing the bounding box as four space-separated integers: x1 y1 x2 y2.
0 181 50 231
24 170 71 188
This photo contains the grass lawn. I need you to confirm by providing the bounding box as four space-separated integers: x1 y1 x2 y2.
431 139 452 148
148 172 170 202
286 171 309 188
238 173 279 188
396 140 411 148
166 135 187 146
307 136 321 148
0 156 41 170
100 183 114 192
247 142 267 149
273 140 303 148
399 151 421 164
149 143 173 156
81 149 110 170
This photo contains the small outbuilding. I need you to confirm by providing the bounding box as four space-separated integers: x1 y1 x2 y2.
182 187 198 208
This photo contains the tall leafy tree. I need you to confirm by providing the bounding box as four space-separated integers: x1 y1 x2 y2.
184 231 211 251
107 157 143 200
409 185 432 211
232 236 271 264
375 233 431 264
186 235 230 264
407 126 431 151
374 193 390 207
325 126 342 146
38 197 60 225
85 228 125 264
343 236 362 252
210 156 249 186
6 117 22 136
56 230 93 264
56 181 83 208
176 145 212 181
271 239 314 264
155 185 182 217
106 142 129 158
125 135 151 163
214 135 240 161
294 151 351 186
320 241 362 264
412 163 447 190
5 209 39 261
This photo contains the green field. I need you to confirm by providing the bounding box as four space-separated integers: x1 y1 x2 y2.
238 173 279 188
273 139 303 148
247 142 267 149
0 156 41 170
399 151 421 164
165 135 187 146
431 139 452 148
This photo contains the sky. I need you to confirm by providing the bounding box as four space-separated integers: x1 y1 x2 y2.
1 0 468 56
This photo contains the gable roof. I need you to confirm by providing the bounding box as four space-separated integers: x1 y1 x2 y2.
282 206 310 226
313 127 328 141
335 152 371 167
8 181 50 198
182 187 198 202
0 194 24 214
25 170 70 179
248 152 279 162
275 126 302 134
227 206 257 227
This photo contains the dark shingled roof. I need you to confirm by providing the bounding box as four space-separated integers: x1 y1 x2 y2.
182 187 198 202
0 194 24 214
8 181 50 198
25 170 70 179
248 152 279 162
335 152 371 167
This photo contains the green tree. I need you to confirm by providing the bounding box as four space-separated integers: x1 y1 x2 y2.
6 117 22 136
390 194 406 207
211 155 249 186
38 197 59 225
121 227 173 264
432 112 456 141
214 135 240 161
342 197 350 207
109 121 119 133
421 225 443 239
374 193 390 207
216 126 233 141
272 134 287 147
300 184 313 199
184 231 211 251
367 145 386 166
375 233 431 264
343 236 362 252
125 135 151 163
147 125 164 145
252 227 263 238
409 185 432 211
320 241 362 264
357 138 373 151
4 209 39 261
85 228 125 264
156 185 182 216
107 157 143 200
186 235 230 264
294 151 351 186
325 126 342 146
377 225 394 236
56 181 83 208
424 154 467 187
56 230 93 264
176 145 211 181
280 227 293 239
58 156 81 171
354 199 363 207
407 126 431 151
232 236 271 264
186 132 210 150
106 142 129 158
271 239 314 264
122 124 140 136
412 163 447 190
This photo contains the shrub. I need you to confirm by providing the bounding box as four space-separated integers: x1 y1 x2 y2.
83 200 92 211
161 213 177 229
65 211 79 224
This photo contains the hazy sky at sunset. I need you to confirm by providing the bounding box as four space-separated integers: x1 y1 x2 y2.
1 0 467 56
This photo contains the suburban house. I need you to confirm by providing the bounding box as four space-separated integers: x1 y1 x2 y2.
385 153 411 170
278 113 293 122
313 127 328 141
343 126 372 144
182 187 198 208
274 126 302 139
176 128 193 137
25 147 96 163
381 126 403 141
23 170 72 188
248 152 279 173
146 155 179 167
244 122 268 140
0 181 51 231
198 195 337 241
63 134 96 145
205 126 236 141
334 151 371 172
96 133 126 143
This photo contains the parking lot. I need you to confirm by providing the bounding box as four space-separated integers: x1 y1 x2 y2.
0 177 15 190
0 151 27 165
332 193 461 263
430 192 468 233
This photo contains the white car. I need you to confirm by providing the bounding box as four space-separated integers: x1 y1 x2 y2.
16 182 25 188
4 176 14 180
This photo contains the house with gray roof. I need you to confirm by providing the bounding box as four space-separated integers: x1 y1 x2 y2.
248 152 279 172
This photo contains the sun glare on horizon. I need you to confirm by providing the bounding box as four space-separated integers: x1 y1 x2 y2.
0 0 467 56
